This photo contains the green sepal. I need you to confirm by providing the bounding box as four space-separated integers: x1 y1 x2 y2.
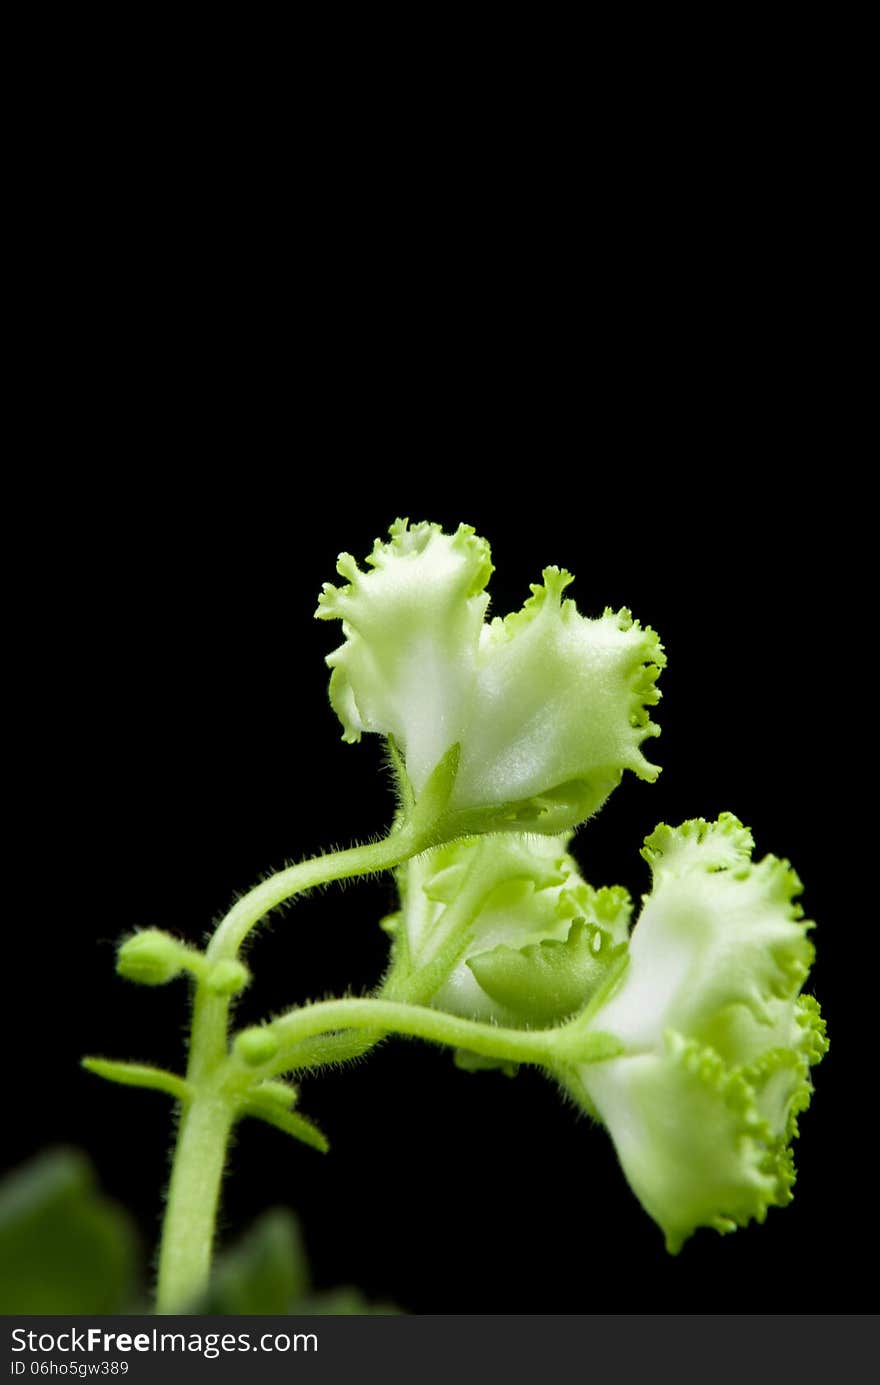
453 1048 519 1078
241 1092 329 1153
407 741 461 844
385 734 414 814
82 1057 190 1102
468 918 626 1026
553 1062 600 1120
433 774 626 841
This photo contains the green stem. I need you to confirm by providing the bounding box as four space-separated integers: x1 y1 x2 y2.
155 982 233 1313
241 998 564 1076
156 826 422 1311
267 1029 380 1073
208 828 418 961
155 1086 234 1312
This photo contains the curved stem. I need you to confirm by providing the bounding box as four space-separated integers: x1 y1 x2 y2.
242 998 564 1077
208 828 418 961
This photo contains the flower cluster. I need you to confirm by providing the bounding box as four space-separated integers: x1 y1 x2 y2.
318 520 826 1252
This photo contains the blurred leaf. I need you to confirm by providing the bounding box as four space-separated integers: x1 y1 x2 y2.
0 1149 138 1314
202 1209 399 1314
1 1150 398 1314
298 1288 399 1315
201 1209 310 1313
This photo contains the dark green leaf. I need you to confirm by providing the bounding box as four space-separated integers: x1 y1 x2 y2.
201 1209 310 1314
298 1288 399 1314
0 1149 138 1314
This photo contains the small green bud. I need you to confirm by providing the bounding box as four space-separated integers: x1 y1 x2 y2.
205 959 250 996
236 1027 280 1066
253 1080 298 1109
117 930 189 986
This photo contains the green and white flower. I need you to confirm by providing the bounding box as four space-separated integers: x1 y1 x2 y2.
384 832 631 1027
317 519 665 835
554 815 827 1252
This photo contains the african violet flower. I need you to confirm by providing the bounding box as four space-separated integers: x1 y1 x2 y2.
317 519 665 835
383 831 631 1026
555 814 827 1251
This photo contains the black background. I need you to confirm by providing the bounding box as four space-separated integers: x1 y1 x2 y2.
8 135 866 1312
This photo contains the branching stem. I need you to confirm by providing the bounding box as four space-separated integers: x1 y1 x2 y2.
155 827 422 1311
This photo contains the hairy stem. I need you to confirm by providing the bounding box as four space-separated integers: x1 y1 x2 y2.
243 998 564 1077
208 828 418 961
155 1086 234 1312
155 826 423 1311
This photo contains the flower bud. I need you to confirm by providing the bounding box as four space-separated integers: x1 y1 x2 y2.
236 1027 280 1066
116 930 191 986
205 959 250 996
